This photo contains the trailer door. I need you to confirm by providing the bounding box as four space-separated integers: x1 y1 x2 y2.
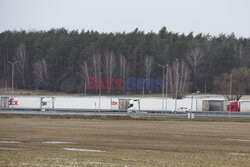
1 97 9 109
118 99 130 110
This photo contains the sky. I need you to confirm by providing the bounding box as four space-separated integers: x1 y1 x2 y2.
0 0 249 37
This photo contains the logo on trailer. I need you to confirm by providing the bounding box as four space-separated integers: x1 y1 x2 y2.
9 98 18 106
111 100 118 105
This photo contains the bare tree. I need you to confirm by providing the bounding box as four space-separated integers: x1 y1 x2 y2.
234 43 245 66
119 54 129 93
168 66 174 97
91 53 101 93
15 42 26 87
186 47 203 90
81 61 89 79
145 55 153 80
213 67 250 101
169 60 188 99
144 55 153 92
103 51 116 93
179 60 188 96
80 61 89 95
92 53 101 80
33 59 48 89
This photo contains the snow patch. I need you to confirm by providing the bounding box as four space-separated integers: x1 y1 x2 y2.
83 161 113 166
0 141 20 143
0 147 19 150
225 139 250 142
43 141 75 144
63 147 104 152
229 153 250 156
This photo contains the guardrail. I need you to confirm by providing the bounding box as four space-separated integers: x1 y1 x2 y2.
1 108 250 118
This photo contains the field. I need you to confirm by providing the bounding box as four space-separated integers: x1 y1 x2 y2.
0 118 250 166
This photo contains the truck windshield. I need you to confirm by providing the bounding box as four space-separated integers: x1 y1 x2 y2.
128 104 133 108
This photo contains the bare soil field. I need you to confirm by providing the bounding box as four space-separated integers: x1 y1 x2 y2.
0 118 249 166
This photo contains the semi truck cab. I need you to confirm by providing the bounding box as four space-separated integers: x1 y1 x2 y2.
227 101 239 112
127 99 140 113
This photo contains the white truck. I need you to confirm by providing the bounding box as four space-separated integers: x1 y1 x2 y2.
2 96 202 112
127 99 141 113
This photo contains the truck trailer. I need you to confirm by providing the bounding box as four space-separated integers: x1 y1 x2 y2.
1 96 214 112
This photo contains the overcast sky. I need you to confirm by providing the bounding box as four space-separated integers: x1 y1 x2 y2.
0 0 249 37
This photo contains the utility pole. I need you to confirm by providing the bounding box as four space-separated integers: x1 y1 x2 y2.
8 61 18 94
84 79 87 96
99 71 102 112
229 73 233 118
190 91 199 119
175 58 178 113
158 64 167 111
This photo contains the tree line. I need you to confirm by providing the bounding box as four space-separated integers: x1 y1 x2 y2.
0 27 250 97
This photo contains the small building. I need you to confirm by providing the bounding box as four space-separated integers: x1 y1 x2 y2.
202 100 229 111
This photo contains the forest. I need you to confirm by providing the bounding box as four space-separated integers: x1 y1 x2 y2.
0 27 250 97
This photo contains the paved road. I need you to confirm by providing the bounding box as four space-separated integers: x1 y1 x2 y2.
1 109 250 118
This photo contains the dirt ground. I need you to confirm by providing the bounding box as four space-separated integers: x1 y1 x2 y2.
0 118 249 166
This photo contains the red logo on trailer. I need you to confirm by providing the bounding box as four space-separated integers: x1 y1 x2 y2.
9 98 18 105
111 101 118 105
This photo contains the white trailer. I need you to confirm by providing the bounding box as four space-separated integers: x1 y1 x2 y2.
0 96 120 111
7 96 41 109
239 101 250 112
53 97 112 110
127 97 200 112
0 95 207 112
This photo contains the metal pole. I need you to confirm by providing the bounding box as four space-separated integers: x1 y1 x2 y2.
99 72 102 112
165 64 168 113
12 64 14 94
142 79 145 98
175 59 178 113
84 79 87 96
8 61 18 94
229 74 232 118
162 67 165 111
191 91 199 118
158 64 167 111
191 94 193 114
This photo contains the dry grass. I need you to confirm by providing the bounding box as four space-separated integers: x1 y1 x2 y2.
0 118 250 166
2 88 250 99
